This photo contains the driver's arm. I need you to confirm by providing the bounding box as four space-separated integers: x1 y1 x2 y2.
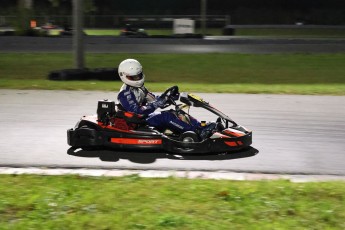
118 90 164 115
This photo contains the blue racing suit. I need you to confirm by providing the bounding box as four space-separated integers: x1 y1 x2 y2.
117 84 200 133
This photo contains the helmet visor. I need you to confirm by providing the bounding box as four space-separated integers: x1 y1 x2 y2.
126 72 143 81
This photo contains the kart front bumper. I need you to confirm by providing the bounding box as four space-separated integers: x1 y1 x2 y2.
162 132 252 154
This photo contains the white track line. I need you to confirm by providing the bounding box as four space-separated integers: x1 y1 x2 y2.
1 167 345 183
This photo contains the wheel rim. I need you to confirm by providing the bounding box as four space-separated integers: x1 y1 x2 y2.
182 137 195 143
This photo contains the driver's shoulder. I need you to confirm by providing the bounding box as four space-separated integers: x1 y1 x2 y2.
119 84 136 95
119 84 130 92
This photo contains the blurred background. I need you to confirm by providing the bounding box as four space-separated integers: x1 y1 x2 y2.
1 0 345 36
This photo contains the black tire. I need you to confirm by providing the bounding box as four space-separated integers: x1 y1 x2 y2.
81 146 102 151
179 131 200 143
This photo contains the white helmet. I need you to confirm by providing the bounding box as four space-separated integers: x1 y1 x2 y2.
118 59 145 87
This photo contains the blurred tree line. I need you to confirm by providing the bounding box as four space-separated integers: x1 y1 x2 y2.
0 0 344 24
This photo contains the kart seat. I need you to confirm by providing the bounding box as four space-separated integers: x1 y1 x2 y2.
112 110 147 131
114 110 147 125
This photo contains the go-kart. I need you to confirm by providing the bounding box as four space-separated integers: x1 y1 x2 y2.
120 24 148 38
67 86 252 154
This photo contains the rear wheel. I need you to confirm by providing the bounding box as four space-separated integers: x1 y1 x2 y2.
179 131 199 143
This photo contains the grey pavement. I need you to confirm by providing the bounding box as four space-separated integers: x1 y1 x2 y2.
1 36 345 53
0 90 344 175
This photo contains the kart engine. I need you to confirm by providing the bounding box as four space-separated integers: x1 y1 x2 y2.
97 99 116 124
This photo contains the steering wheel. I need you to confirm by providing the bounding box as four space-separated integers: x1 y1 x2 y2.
159 86 180 109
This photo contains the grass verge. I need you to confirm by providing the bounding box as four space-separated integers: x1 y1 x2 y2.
49 28 345 37
1 174 345 229
235 28 345 37
1 80 344 95
1 53 345 95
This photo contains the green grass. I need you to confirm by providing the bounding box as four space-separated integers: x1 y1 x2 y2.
85 28 345 38
0 53 345 95
85 28 222 36
84 28 224 36
45 28 345 37
0 175 345 229
1 80 344 95
73 28 345 37
235 28 345 37
48 29 223 36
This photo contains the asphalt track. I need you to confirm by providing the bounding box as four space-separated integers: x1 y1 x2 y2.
1 90 344 175
1 36 345 53
1 36 344 176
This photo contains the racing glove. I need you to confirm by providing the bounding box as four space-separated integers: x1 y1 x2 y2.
152 96 167 109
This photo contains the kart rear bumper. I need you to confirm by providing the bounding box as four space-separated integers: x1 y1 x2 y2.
67 127 163 151
67 127 103 148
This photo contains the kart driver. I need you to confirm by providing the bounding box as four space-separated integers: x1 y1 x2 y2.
116 58 216 140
